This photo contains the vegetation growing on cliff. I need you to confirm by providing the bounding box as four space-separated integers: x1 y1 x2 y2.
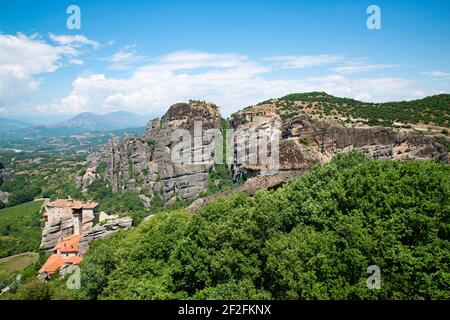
433 137 450 150
264 92 450 128
76 152 450 300
201 117 240 196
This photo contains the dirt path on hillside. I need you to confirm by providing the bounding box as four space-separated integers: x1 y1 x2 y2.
0 252 39 263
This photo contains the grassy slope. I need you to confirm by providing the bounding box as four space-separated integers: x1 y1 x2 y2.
0 200 44 259
0 253 39 278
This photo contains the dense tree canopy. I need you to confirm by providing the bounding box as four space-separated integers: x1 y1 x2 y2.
77 152 450 300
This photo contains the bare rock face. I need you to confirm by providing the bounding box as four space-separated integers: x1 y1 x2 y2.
76 167 100 194
40 210 95 250
104 134 154 194
281 117 449 162
187 170 302 212
229 111 449 179
0 163 9 203
78 217 133 254
0 162 3 187
96 99 448 207
0 192 10 203
102 101 221 202
0 162 12 187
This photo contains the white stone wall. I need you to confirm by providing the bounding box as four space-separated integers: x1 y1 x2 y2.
45 206 73 224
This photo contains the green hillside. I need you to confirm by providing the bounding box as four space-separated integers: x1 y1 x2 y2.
0 253 39 278
76 152 450 300
0 201 44 259
261 92 450 127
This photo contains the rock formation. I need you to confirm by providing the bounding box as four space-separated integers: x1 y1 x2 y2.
94 99 448 208
229 110 449 180
40 200 132 253
78 216 133 254
0 162 12 187
0 192 9 204
102 101 221 203
40 208 95 250
76 167 100 194
187 170 302 212
0 162 3 187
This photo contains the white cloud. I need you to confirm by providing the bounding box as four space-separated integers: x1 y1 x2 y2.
422 71 450 78
70 58 84 65
37 51 415 116
263 55 399 75
48 33 100 49
0 34 60 103
0 33 98 113
104 45 148 70
333 64 398 74
410 90 427 99
264 54 343 69
332 58 399 74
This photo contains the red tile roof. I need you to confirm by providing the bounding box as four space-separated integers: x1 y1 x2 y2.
54 234 80 253
39 254 83 275
39 235 83 275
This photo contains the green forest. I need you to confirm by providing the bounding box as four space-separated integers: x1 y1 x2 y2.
70 152 450 300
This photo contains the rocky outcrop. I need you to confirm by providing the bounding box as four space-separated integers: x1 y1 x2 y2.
102 101 221 203
104 134 154 194
186 110 448 212
76 167 100 194
229 111 449 179
78 217 133 254
0 164 10 202
0 192 9 203
0 162 3 187
41 204 132 253
96 99 448 208
187 170 302 212
283 119 449 162
0 162 12 187
40 209 95 250
317 125 448 160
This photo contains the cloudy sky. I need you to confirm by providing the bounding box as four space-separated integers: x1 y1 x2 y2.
0 0 449 122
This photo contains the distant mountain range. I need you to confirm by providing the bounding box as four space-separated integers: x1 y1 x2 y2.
2 92 449 137
0 118 34 133
0 111 149 136
49 111 149 132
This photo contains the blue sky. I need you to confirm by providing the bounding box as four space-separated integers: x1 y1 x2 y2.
0 0 449 122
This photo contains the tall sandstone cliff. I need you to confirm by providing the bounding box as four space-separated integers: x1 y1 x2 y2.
229 108 449 179
98 99 448 207
103 101 221 204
